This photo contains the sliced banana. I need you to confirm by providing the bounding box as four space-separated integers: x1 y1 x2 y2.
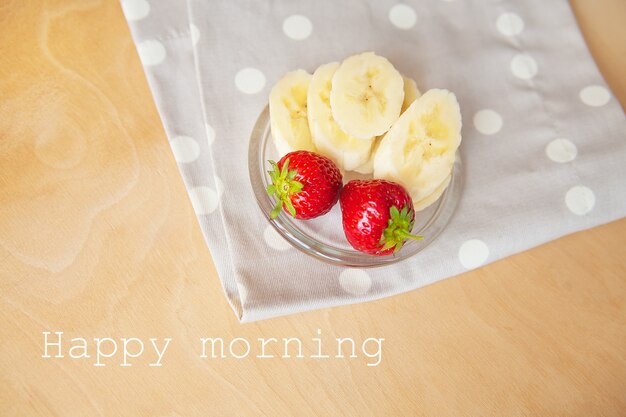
353 135 382 174
269 69 315 157
330 52 404 139
354 76 420 174
402 76 421 113
373 88 462 205
413 174 451 211
307 62 375 171
352 76 420 174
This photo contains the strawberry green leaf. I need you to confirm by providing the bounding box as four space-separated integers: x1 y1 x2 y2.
270 200 283 219
393 241 404 254
292 181 304 192
381 240 396 252
379 204 423 254
390 206 400 221
280 158 290 177
284 199 296 218
266 158 303 219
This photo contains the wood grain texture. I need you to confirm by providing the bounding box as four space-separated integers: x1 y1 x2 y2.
1 1 625 416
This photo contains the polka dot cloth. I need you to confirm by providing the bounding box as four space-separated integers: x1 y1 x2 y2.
189 186 219 215
121 0 150 21
473 109 503 135
214 176 224 197
546 139 577 163
388 4 417 29
282 15 313 40
190 23 200 45
565 186 595 215
170 136 200 163
510 54 538 80
236 282 249 304
339 269 372 295
580 85 611 107
137 40 166 66
459 240 490 270
205 123 215 146
234 68 266 94
497 12 524 36
123 0 626 322
263 226 291 251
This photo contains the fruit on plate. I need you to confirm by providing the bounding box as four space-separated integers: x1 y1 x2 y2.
340 179 423 255
373 88 462 210
330 52 405 139
269 69 316 157
307 62 376 172
265 54 463 253
267 150 342 220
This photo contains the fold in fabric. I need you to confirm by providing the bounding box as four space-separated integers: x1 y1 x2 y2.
123 0 626 322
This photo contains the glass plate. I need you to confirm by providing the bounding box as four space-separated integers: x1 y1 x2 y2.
248 105 462 268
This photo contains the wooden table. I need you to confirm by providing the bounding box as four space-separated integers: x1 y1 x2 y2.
1 1 625 415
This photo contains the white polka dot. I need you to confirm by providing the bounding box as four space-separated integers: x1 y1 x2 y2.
190 23 200 45
389 4 417 30
565 186 595 215
510 54 538 80
215 176 224 197
137 40 166 66
546 138 577 163
282 15 313 40
459 239 489 270
496 12 524 36
235 68 266 94
170 136 200 163
189 186 219 215
205 123 215 146
339 269 372 295
473 109 503 135
263 225 291 251
121 0 150 21
579 85 610 107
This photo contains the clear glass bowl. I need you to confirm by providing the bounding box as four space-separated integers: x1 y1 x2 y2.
248 105 462 268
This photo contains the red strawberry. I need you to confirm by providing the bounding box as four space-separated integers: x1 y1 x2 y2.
340 179 423 255
267 150 342 220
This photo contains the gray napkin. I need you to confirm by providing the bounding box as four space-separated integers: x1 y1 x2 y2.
122 0 626 322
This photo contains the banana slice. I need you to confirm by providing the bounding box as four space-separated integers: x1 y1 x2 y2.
352 76 420 174
330 52 404 139
402 76 421 113
353 135 382 174
269 69 315 157
307 62 375 171
373 88 462 205
413 174 451 211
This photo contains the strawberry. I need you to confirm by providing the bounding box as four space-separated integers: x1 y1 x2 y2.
340 179 423 255
267 150 342 220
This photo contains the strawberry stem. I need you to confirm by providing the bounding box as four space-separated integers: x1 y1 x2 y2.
266 158 303 219
379 205 423 253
